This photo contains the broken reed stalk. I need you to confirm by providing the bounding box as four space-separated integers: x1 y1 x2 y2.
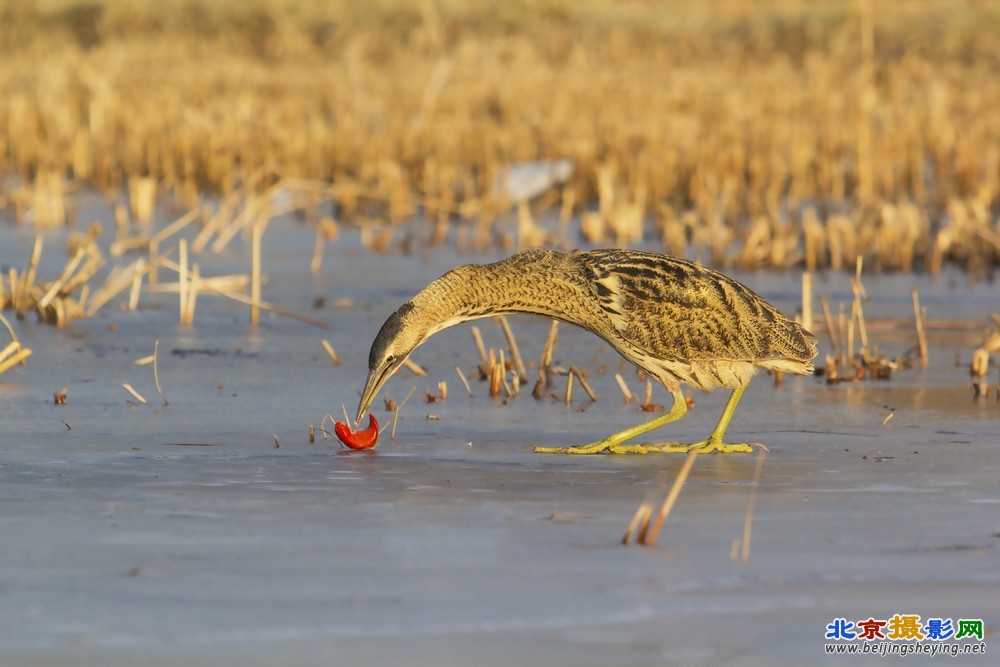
498 349 513 396
912 287 928 369
469 325 489 379
622 502 653 545
0 312 32 375
390 385 418 440
128 257 145 311
87 257 147 316
153 339 167 405
250 214 262 326
739 449 767 562
847 299 857 363
24 237 42 307
487 349 502 396
311 226 326 274
148 238 160 288
801 271 813 332
569 366 597 401
838 303 849 366
151 339 167 405
211 185 273 254
38 247 84 309
820 296 840 359
402 357 427 376
0 342 32 375
150 208 199 249
8 267 18 313
321 339 341 365
455 366 474 396
849 274 869 354
532 319 559 398
614 372 634 403
496 315 527 384
201 283 331 329
184 262 200 324
639 451 698 546
122 382 147 404
151 258 245 288
178 238 189 324
0 312 18 341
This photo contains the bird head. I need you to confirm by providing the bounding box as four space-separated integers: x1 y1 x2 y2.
355 302 422 424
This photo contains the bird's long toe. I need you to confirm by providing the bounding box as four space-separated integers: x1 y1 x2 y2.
534 441 687 455
644 440 763 454
534 440 617 454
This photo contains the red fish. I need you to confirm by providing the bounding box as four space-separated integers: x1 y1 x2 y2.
334 414 379 450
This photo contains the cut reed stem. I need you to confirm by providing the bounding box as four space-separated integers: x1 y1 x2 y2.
640 451 698 546
569 366 597 401
402 357 427 376
391 385 418 440
455 366 474 396
532 320 559 398
801 271 813 333
614 373 634 403
470 325 488 379
122 383 147 404
321 340 341 365
497 315 527 384
912 287 928 369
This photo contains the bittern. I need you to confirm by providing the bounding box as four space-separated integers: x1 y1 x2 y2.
356 248 817 455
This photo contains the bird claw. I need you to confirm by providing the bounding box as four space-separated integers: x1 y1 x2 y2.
534 441 675 455
534 441 765 455
642 440 765 454
533 441 618 455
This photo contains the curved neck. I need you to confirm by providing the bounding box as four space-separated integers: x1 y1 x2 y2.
409 251 602 336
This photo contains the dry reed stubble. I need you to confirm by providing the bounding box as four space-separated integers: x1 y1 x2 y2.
3 1 999 274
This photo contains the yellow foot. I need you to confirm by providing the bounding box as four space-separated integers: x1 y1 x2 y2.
533 440 765 455
533 440 650 455
642 440 766 454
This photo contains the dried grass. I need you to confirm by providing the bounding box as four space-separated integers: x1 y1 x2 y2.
2 1 999 274
0 312 32 375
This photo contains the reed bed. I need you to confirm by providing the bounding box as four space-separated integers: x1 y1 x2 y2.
1 0 999 275
812 257 928 385
0 228 104 326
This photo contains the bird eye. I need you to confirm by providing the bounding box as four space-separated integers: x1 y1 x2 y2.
385 355 395 366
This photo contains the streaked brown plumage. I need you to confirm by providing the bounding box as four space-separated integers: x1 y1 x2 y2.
356 248 817 455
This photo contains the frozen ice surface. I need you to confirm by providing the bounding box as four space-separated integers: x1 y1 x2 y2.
1 222 997 665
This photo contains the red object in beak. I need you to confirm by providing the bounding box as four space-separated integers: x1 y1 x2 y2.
334 414 380 450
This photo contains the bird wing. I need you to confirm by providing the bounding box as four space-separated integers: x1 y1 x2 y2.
588 270 631 333
580 249 795 363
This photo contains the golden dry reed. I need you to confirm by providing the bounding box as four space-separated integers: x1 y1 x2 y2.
0 312 32 375
2 1 999 275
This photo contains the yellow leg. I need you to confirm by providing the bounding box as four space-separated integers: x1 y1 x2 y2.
641 386 762 454
534 388 688 454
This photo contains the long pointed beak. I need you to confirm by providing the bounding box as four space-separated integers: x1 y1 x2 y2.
355 364 391 425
